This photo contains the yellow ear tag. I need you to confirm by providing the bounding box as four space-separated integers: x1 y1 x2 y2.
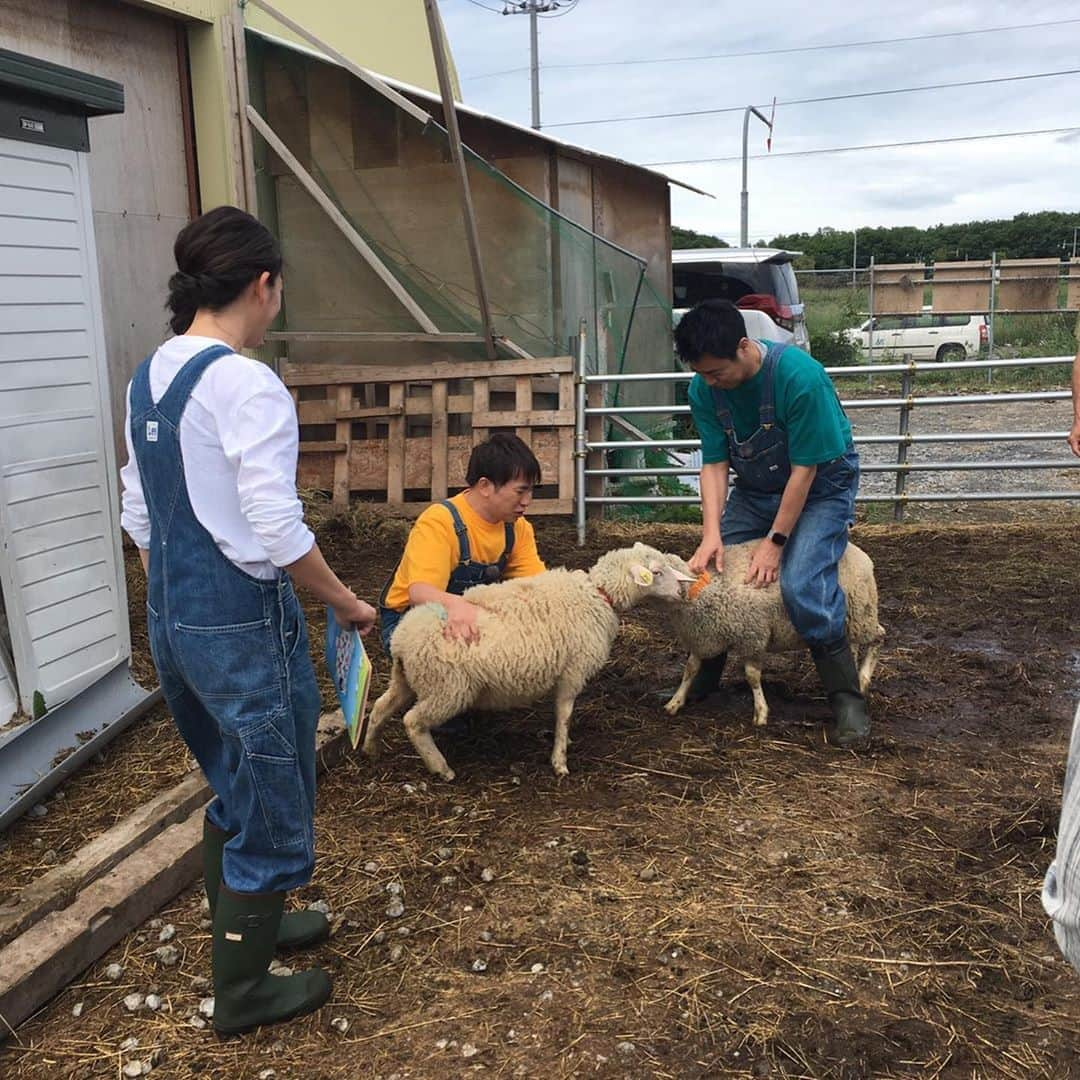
631 565 654 587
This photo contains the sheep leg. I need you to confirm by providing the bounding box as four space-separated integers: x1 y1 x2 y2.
363 659 415 759
857 642 882 694
551 682 580 778
402 700 458 782
664 654 702 716
745 661 769 727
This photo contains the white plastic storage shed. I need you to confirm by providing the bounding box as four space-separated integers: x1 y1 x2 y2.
0 48 155 828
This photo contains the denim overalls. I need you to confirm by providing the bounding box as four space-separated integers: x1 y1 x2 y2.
715 340 860 647
130 345 322 895
378 499 515 655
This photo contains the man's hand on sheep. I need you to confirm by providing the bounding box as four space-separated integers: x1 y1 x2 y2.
745 539 781 589
443 597 482 644
689 535 724 575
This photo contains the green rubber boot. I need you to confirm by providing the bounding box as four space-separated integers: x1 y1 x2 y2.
203 818 329 951
212 886 332 1035
810 639 871 748
657 652 728 706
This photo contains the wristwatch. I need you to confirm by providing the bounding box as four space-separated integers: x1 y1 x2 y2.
768 530 788 547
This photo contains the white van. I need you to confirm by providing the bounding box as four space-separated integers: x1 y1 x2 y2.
845 312 987 361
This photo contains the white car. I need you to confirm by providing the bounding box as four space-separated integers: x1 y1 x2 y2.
845 312 987 362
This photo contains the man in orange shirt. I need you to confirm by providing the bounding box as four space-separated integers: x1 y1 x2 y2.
379 433 546 654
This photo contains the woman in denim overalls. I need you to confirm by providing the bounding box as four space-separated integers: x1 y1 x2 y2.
676 299 869 747
121 207 377 1034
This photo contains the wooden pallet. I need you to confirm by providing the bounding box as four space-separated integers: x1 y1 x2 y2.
283 356 576 514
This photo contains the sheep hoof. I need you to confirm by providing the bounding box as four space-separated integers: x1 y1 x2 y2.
664 698 683 716
752 715 768 728
437 766 456 782
552 760 569 778
362 738 381 760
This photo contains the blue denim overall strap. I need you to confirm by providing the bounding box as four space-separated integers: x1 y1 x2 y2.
130 344 321 894
711 340 791 494
378 498 516 655
442 498 515 594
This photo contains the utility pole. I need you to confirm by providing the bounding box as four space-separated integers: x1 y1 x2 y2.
503 1 565 130
852 229 858 286
1073 225 1079 259
740 105 773 247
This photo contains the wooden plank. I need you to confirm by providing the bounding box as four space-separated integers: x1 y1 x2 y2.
246 105 441 334
231 7 258 213
472 379 489 447
515 375 533 447
298 401 403 423
430 380 449 501
266 331 485 344
282 356 574 387
387 383 406 503
0 714 348 1039
472 410 573 427
0 771 210 950
333 384 352 508
557 372 575 500
299 440 348 454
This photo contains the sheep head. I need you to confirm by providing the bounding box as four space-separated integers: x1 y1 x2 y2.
588 542 695 610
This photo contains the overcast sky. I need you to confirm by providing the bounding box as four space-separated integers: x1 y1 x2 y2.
441 0 1080 247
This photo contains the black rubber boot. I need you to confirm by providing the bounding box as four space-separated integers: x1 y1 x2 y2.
212 885 333 1035
657 652 728 706
203 818 329 951
810 638 871 748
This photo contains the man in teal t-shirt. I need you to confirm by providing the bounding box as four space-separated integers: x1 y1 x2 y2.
675 299 868 747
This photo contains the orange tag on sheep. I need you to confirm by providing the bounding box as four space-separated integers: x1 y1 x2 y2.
688 571 712 601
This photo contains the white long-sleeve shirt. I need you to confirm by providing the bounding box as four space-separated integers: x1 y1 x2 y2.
1044 701 1080 975
120 335 314 580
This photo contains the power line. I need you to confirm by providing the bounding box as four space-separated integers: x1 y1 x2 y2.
463 0 505 11
544 67 1080 128
645 126 1080 166
463 16 1080 80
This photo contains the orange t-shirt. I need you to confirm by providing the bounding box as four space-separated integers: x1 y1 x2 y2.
382 492 545 611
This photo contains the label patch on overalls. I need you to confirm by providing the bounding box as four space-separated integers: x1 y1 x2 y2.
146 421 159 442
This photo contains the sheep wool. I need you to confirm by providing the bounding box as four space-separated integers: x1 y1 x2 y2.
365 543 691 780
657 540 885 728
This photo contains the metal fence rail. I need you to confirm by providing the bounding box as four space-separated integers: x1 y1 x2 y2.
573 348 1078 543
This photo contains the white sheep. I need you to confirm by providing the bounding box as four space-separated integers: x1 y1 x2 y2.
654 541 884 728
364 543 694 780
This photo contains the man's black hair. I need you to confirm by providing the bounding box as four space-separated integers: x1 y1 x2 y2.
674 299 748 365
466 432 541 488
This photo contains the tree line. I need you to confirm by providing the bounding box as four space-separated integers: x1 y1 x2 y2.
673 211 1080 269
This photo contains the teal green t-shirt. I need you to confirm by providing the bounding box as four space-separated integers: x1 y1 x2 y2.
688 341 852 467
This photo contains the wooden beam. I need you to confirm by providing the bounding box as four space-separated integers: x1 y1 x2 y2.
282 356 573 387
246 105 441 335
230 7 258 212
514 375 533 448
266 331 485 344
472 409 573 428
333 384 352 508
387 383 406 504
422 0 497 360
430 380 449 501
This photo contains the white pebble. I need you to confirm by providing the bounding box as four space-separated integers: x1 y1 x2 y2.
618 1041 636 1055
42 850 59 866
308 899 331 916
199 918 212 930
29 803 48 818
120 1037 139 1052
435 1037 450 1050
31 837 43 849
270 965 293 978
258 1071 277 1080
543 839 559 849
385 881 403 895
149 919 162 931
331 1016 350 1034
638 867 658 882
71 1002 84 1018
190 976 210 992
389 945 404 962
104 963 124 982
480 867 496 883
188 1015 207 1030
372 931 387 945
157 924 176 943
154 945 179 967
402 783 417 795
479 931 493 942
437 847 453 860
122 1063 145 1079
364 861 378 873
198 996 215 1019
199 896 210 913
462 1043 479 1058
123 993 144 1012
538 990 554 1003
386 897 405 919
471 959 488 973
530 963 544 974
145 994 162 1011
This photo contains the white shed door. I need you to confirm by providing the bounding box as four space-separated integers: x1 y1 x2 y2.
0 137 130 716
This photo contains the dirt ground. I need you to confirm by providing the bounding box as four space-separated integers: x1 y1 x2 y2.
2 513 1080 1079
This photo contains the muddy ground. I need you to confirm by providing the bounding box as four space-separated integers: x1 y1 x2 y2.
2 515 1080 1079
